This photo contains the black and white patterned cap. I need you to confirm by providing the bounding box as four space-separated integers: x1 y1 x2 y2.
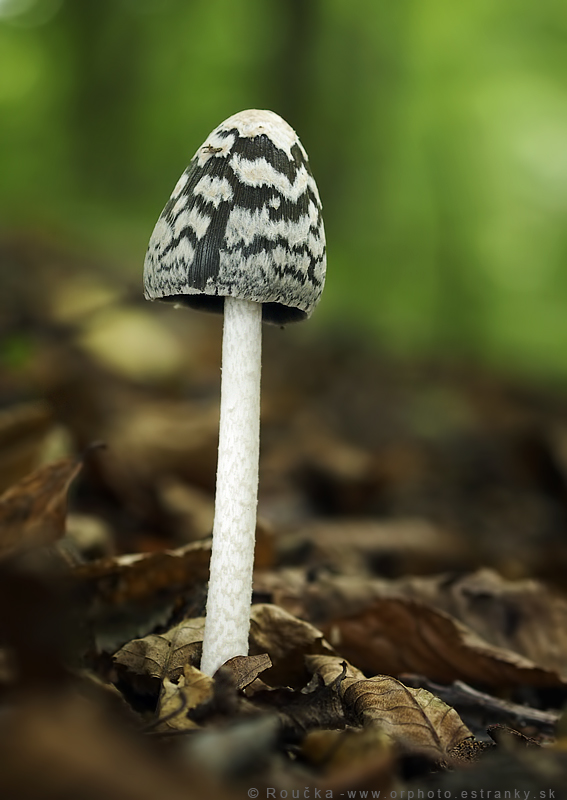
143 109 326 324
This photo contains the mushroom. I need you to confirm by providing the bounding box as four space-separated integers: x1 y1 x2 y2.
143 109 326 675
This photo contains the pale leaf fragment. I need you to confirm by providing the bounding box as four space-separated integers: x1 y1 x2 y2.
157 665 214 733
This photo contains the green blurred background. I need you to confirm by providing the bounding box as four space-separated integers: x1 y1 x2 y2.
1 0 567 377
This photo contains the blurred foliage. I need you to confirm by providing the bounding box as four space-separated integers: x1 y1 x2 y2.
1 0 567 376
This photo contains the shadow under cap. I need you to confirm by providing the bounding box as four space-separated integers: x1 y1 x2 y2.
165 295 307 325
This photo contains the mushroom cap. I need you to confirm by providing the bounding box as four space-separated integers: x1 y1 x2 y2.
143 110 326 324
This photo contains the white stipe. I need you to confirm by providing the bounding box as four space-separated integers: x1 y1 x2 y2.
200 297 262 676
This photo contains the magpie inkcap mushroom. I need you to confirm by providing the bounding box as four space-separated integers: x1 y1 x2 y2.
144 109 326 675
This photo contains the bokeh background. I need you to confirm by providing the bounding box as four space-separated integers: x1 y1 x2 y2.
3 10 567 793
1 0 567 377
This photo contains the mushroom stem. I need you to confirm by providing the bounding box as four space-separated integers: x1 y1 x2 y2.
200 296 262 676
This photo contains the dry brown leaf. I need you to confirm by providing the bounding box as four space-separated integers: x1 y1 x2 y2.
322 596 565 687
305 653 366 684
113 618 205 693
342 675 473 759
116 605 329 698
223 654 272 690
75 539 211 604
307 655 472 760
248 604 335 688
291 572 567 688
117 604 334 700
392 569 567 678
0 456 82 560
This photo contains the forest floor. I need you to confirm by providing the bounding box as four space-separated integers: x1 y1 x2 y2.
1 232 567 799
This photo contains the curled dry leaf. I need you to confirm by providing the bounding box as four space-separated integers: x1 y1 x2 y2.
249 604 335 688
342 676 473 760
0 456 82 560
305 653 365 685
222 654 272 690
114 620 273 702
487 723 541 748
307 655 472 761
158 660 274 734
115 604 333 699
157 665 214 733
113 618 205 695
